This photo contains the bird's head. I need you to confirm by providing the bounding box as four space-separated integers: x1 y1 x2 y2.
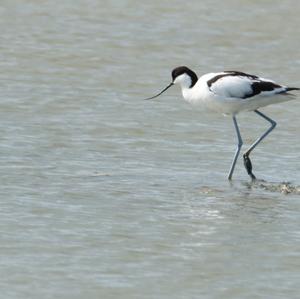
144 66 198 100
172 66 198 88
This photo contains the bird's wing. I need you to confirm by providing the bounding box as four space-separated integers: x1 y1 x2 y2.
207 71 286 99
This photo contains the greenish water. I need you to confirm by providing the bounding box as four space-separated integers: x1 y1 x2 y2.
0 1 300 298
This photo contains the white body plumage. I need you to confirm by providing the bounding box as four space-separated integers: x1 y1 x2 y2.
174 71 294 115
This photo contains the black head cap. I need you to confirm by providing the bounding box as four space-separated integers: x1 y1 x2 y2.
171 66 198 87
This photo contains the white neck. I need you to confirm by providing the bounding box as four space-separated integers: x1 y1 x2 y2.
173 74 195 103
181 86 196 103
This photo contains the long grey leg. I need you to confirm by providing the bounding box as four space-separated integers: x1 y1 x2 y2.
243 109 277 180
228 115 243 180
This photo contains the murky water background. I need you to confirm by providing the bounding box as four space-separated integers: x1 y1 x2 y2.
0 1 300 298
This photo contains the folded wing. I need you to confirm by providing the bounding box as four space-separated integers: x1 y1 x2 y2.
207 71 286 99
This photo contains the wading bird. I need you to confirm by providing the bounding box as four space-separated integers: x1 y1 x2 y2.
145 66 299 180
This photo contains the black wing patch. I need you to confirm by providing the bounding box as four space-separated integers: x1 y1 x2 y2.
244 81 282 98
224 71 259 79
207 71 258 88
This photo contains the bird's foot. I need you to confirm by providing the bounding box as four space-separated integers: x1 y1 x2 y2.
243 154 256 181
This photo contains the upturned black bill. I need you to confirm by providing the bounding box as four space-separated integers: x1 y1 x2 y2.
144 82 174 100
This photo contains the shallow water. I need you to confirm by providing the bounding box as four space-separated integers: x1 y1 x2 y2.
0 1 300 298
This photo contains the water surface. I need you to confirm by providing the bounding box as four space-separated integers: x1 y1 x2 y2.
0 1 300 298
